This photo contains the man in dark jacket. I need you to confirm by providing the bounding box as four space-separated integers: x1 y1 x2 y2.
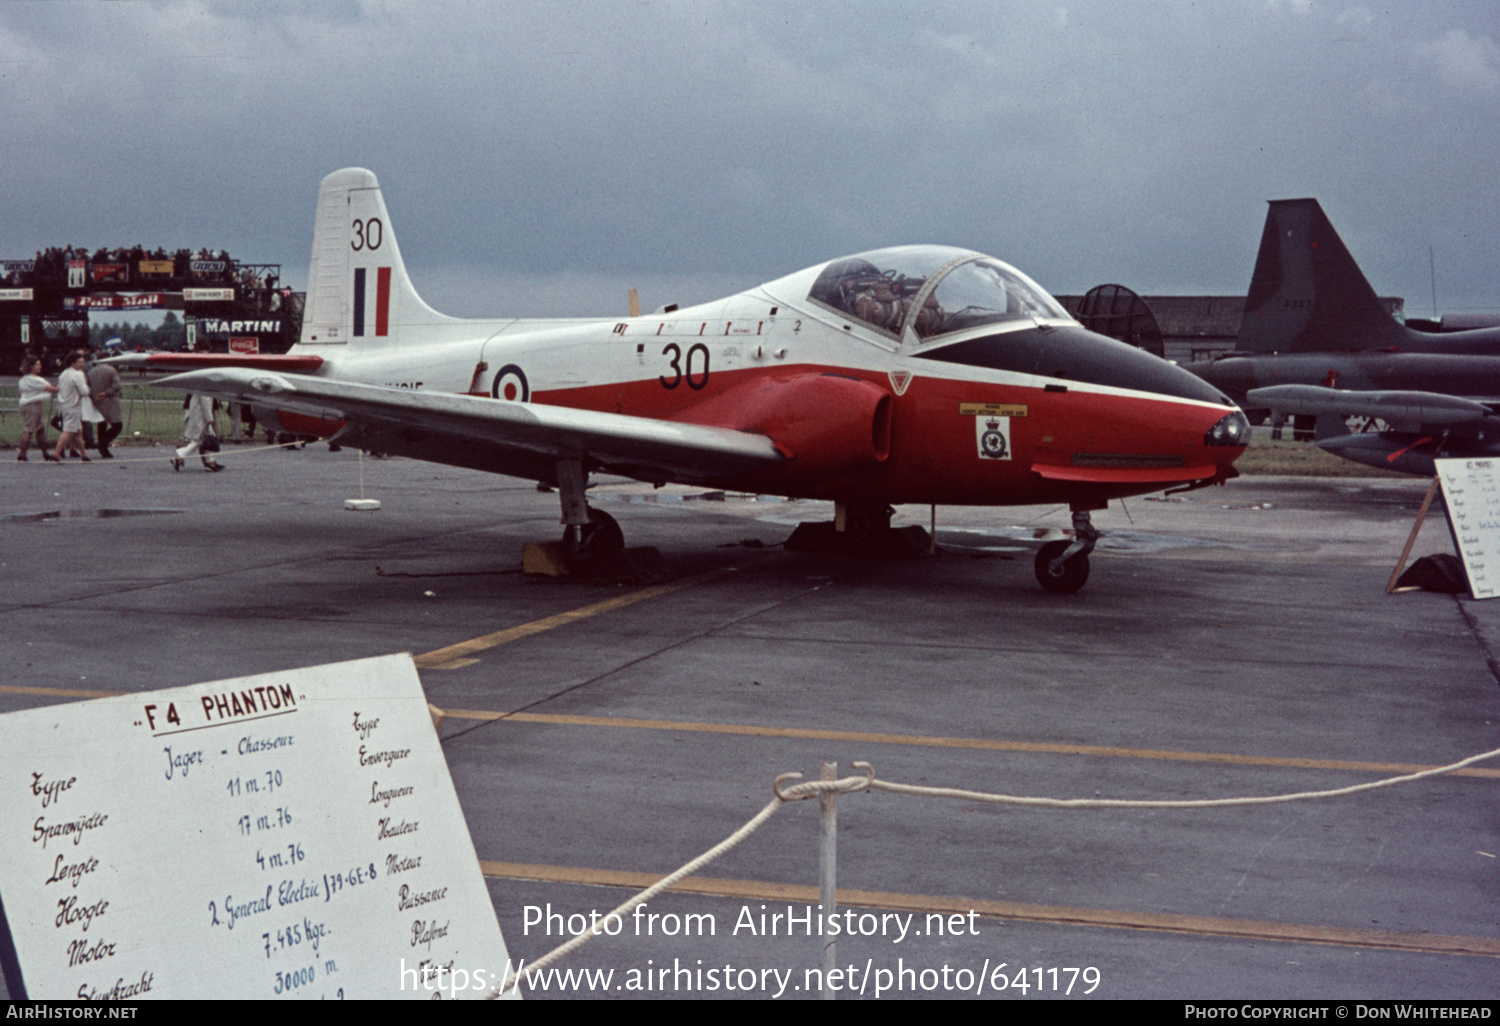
86 357 124 458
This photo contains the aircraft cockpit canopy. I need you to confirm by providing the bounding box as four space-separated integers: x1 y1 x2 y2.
806 245 1069 342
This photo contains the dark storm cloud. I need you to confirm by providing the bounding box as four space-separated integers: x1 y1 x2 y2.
2 1 1496 317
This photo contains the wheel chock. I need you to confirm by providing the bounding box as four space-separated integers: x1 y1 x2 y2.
522 542 574 577
521 542 667 582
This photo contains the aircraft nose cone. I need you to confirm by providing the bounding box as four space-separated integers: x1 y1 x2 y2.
1204 409 1251 448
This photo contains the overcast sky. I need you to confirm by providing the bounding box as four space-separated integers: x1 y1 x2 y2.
3 0 1497 319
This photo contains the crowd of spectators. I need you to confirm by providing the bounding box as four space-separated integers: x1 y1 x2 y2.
6 246 283 312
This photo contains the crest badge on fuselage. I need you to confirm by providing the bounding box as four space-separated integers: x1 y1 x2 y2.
976 416 1011 460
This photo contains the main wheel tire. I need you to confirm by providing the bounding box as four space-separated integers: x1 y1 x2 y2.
1035 540 1090 593
571 507 624 557
841 504 892 544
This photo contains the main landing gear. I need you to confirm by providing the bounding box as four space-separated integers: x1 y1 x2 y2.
837 501 892 544
555 458 625 558
531 458 662 582
784 501 932 558
565 508 624 559
1034 508 1100 594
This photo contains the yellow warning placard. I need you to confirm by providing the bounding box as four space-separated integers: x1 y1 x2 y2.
960 403 1028 418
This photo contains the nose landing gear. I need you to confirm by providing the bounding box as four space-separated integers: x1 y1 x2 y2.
1034 508 1100 593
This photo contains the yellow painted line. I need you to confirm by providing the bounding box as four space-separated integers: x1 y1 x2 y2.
443 710 1500 780
477 859 1500 958
0 684 120 700
413 566 740 670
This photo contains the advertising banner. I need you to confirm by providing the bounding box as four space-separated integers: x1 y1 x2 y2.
74 294 167 309
184 288 236 302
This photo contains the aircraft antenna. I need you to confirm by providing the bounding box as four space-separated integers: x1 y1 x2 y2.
1429 245 1438 320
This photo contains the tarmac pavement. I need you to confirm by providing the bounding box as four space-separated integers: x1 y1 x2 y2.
1 441 1496 1000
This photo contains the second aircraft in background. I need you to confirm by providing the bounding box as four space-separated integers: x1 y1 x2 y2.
1186 198 1500 476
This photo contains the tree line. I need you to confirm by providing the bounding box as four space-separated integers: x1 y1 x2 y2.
87 311 188 351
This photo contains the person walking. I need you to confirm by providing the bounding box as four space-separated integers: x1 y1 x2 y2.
16 357 60 461
171 393 223 472
51 351 91 462
86 356 124 458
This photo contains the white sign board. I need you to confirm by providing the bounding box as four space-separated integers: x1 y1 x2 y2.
1435 457 1499 599
0 654 516 999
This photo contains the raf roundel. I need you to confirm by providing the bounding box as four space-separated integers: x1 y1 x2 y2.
491 364 530 403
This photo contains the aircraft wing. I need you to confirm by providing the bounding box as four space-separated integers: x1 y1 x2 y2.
155 368 783 484
1246 385 1494 425
103 352 326 372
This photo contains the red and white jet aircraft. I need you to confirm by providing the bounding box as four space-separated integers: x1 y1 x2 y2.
139 168 1249 592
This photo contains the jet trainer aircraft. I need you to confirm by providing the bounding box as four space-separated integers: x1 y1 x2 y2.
127 168 1248 592
1186 199 1500 475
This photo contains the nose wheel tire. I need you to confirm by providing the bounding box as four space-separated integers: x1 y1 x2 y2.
1035 540 1090 594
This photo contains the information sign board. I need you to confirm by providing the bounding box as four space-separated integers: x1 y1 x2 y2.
1435 457 1500 599
0 654 516 999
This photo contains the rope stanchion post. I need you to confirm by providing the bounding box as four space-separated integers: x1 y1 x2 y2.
818 760 837 1000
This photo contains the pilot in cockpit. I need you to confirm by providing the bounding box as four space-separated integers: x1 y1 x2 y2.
837 269 945 337
851 275 905 332
811 254 957 338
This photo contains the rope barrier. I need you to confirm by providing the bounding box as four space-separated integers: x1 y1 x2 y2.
5 439 318 468
488 747 1500 998
866 746 1500 809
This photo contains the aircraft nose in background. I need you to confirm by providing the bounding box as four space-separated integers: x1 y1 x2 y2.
1183 356 1258 405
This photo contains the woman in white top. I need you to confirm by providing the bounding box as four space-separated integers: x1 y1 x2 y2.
51 351 90 462
16 356 59 462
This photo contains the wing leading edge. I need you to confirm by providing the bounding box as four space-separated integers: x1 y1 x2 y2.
103 352 327 372
156 368 782 485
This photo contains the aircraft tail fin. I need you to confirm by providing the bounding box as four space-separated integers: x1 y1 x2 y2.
299 168 452 348
1236 199 1407 354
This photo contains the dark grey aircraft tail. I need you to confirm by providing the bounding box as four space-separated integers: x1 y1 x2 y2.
1236 199 1408 354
